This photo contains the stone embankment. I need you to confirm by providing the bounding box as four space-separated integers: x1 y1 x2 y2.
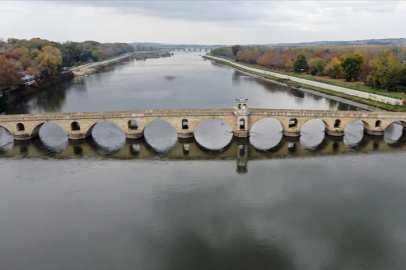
71 54 132 76
71 51 172 76
204 55 403 106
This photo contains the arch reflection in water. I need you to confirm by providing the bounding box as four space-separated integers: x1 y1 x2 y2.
88 121 126 155
300 119 325 150
1 134 406 165
37 123 68 154
249 118 283 151
344 120 365 147
194 119 233 151
384 122 403 144
143 119 178 153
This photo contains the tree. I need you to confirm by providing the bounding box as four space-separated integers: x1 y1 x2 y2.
293 53 307 72
0 56 21 89
340 51 365 81
35 46 62 77
14 47 31 70
91 50 100 61
308 58 326 75
325 57 342 79
231 45 242 57
369 49 406 91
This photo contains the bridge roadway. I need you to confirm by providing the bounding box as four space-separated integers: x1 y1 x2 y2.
1 102 406 141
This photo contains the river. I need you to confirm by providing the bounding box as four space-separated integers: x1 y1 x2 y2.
1 51 406 270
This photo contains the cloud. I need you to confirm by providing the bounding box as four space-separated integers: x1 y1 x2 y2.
1 1 405 44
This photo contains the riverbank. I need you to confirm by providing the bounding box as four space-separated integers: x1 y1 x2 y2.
0 72 74 113
204 55 406 112
71 51 172 76
71 54 133 76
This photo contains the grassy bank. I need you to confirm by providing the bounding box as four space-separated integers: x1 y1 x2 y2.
0 72 74 113
239 61 406 100
205 56 406 112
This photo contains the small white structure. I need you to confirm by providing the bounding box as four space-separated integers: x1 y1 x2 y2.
61 67 70 74
20 71 35 86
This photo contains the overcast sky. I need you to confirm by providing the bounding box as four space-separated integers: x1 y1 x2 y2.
0 1 405 45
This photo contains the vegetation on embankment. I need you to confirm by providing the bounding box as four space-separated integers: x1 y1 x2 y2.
212 45 406 94
204 56 406 112
0 72 74 113
132 51 172 61
0 37 134 89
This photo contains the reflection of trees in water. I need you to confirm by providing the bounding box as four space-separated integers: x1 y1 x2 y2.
5 82 69 114
328 99 339 110
232 70 293 95
337 102 359 111
41 83 68 112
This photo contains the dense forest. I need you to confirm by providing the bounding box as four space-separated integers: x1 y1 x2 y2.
212 45 406 92
0 38 134 89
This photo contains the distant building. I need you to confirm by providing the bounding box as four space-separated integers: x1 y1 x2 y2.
61 67 70 74
20 71 35 85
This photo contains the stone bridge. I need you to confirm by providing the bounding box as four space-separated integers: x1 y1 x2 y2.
1 99 406 141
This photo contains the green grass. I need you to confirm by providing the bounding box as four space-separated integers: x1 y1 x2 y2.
207 57 406 112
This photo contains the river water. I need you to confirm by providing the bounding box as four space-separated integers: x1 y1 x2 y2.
1 51 406 270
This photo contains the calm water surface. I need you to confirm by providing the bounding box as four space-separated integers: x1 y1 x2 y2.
1 51 406 270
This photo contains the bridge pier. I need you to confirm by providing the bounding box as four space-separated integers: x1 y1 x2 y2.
325 128 344 137
126 131 143 139
178 131 194 139
13 132 32 141
233 130 249 138
283 130 300 137
68 132 88 140
364 127 384 136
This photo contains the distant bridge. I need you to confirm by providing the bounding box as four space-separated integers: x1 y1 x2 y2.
0 99 406 141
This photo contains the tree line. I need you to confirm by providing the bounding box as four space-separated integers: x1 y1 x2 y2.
0 38 134 89
211 45 406 92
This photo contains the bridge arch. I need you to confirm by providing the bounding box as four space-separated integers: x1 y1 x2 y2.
82 120 127 138
0 124 13 135
194 118 234 150
343 120 370 146
28 122 67 139
300 119 326 150
192 117 235 133
16 123 25 132
128 120 138 130
383 120 405 143
143 119 178 153
141 118 177 133
249 118 283 151
71 121 81 131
